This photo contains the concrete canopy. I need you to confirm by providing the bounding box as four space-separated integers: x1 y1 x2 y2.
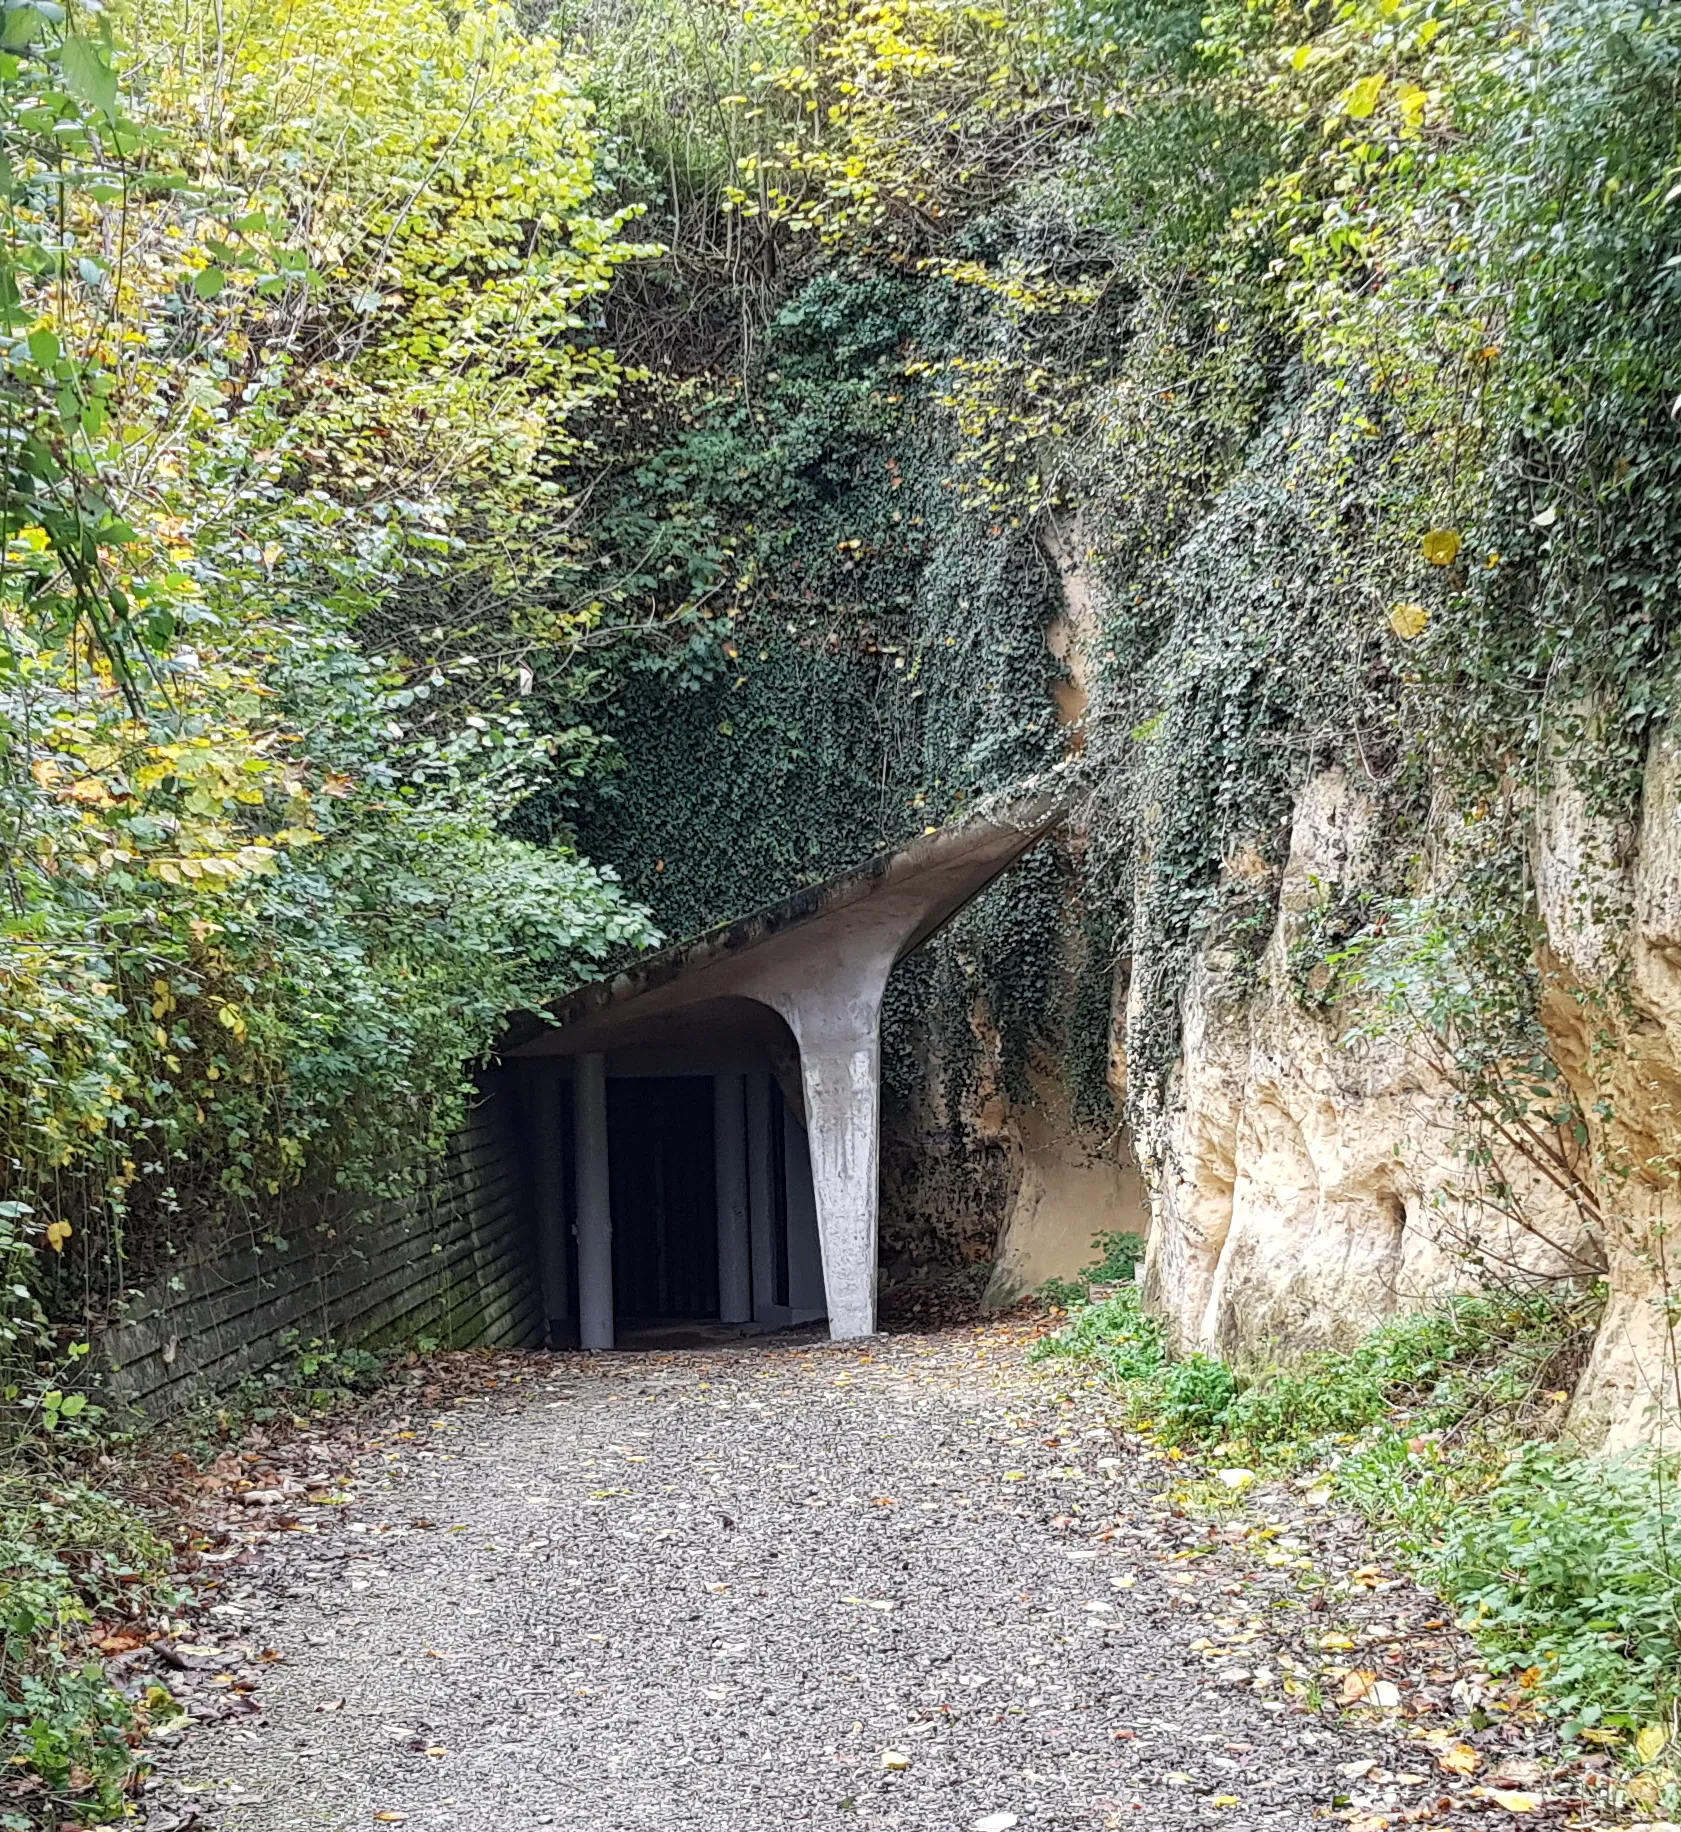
501 778 1066 1339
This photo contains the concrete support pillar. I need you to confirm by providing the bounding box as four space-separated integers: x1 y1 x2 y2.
714 1074 751 1325
745 1073 778 1322
785 1011 882 1337
783 1115 828 1319
573 1053 613 1350
520 1066 569 1346
738 943 897 1341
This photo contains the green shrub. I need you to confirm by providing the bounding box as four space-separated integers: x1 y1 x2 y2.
1032 1282 1681 1737
1029 1288 1167 1383
1213 1291 1593 1458
1152 1354 1241 1441
1432 1448 1681 1734
1041 1231 1148 1306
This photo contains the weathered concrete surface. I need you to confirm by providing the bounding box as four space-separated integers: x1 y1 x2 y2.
506 780 1071 1338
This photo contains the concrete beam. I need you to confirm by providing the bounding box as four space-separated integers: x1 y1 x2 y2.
745 1072 780 1322
518 1066 569 1346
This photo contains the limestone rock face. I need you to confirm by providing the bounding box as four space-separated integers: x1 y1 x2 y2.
1540 724 1681 1448
1136 767 1623 1419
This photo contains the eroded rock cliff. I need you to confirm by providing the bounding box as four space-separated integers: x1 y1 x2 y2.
1130 759 1678 1451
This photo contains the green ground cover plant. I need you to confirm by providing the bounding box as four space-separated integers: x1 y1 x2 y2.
1034 1277 1681 1743
0 1472 180 1826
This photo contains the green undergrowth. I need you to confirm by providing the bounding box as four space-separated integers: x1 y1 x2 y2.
1039 1231 1147 1309
0 1472 180 1828
1033 1281 1681 1744
0 1329 418 1825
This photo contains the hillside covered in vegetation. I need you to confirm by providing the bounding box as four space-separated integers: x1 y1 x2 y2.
3 0 1681 1815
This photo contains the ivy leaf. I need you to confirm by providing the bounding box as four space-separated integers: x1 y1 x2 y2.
1344 73 1386 119
193 265 226 300
59 32 118 118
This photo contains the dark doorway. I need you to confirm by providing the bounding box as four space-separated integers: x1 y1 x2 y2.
607 1077 719 1321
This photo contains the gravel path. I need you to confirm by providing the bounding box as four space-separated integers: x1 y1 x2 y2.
152 1328 1399 1832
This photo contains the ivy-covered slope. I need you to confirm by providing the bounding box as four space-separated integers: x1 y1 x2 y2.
542 0 1681 1400
561 275 1065 939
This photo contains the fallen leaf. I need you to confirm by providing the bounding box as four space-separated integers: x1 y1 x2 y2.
1211 1795 1243 1808
1388 602 1429 640
1637 1726 1670 1765
1482 1790 1543 1812
881 1748 912 1771
1435 1742 1481 1776
1422 529 1462 565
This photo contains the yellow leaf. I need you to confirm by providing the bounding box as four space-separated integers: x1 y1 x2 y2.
1636 1724 1669 1764
1339 1668 1378 1702
1436 1741 1481 1775
1422 529 1461 565
1318 1633 1357 1652
1483 1790 1542 1812
45 1220 72 1252
1345 73 1386 119
1210 1796 1242 1808
1388 602 1429 639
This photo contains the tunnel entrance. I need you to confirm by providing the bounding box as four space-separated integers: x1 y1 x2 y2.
507 998 828 1347
499 795 1064 1344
